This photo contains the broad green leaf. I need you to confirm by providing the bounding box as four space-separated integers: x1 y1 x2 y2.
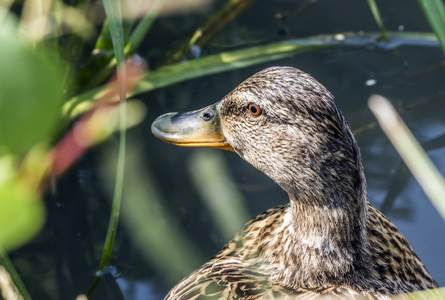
0 32 63 155
0 167 45 251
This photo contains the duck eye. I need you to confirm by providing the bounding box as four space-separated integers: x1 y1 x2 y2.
248 103 262 116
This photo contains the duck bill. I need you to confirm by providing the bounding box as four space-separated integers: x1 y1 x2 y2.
151 102 234 151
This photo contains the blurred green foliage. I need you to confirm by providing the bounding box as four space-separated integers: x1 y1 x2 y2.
0 166 45 251
0 16 61 252
0 38 63 156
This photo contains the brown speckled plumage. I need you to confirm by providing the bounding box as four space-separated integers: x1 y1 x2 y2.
154 67 438 299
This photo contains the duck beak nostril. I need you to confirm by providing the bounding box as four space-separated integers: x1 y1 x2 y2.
201 111 214 122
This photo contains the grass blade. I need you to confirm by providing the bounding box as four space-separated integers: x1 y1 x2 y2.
167 0 256 64
64 31 438 121
417 0 445 55
369 95 445 221
125 0 164 55
366 0 388 40
188 149 250 239
88 0 127 295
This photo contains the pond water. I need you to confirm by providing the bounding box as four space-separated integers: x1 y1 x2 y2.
9 0 445 299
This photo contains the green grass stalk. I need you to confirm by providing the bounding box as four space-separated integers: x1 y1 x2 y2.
87 0 127 295
166 0 256 64
125 0 164 56
417 0 445 55
366 0 388 41
368 95 445 221
64 31 438 121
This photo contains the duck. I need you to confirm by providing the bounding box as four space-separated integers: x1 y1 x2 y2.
151 66 438 299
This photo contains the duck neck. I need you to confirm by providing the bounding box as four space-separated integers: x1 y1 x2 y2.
280 160 371 289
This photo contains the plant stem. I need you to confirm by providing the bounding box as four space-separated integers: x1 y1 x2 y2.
64 31 439 121
417 0 445 55
369 95 445 221
166 0 256 64
87 0 126 295
125 0 164 55
0 248 32 300
366 0 388 41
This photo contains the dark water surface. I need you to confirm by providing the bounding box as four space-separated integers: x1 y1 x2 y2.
10 1 445 299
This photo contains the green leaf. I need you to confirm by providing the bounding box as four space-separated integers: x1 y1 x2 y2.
0 29 63 155
0 159 45 251
417 0 445 55
65 31 438 121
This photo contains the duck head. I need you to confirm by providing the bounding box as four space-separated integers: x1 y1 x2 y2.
152 66 365 208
